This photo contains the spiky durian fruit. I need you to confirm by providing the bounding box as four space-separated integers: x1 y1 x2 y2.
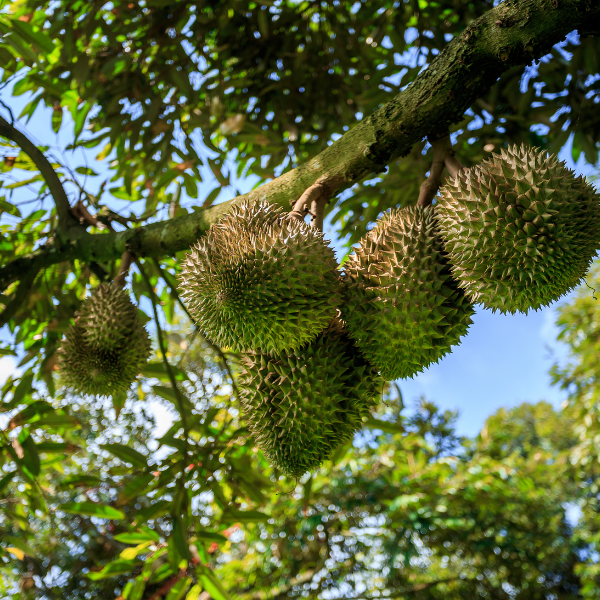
58 287 151 396
79 283 141 351
341 205 474 381
238 319 382 478
436 144 600 313
179 200 342 353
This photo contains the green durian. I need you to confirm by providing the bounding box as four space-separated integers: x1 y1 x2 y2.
435 144 600 313
79 283 142 351
238 319 382 478
179 200 342 353
341 205 474 381
58 286 151 396
58 323 149 396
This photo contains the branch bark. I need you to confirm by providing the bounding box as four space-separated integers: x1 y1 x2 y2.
0 0 598 292
0 114 78 237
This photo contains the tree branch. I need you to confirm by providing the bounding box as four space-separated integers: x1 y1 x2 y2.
1 0 598 289
0 115 78 237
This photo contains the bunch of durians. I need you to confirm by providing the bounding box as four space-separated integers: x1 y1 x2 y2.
59 144 600 479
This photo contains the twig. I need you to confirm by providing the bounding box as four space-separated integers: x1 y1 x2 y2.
290 182 327 226
137 260 191 500
0 114 77 238
70 200 107 230
113 251 136 288
417 135 451 207
417 133 467 206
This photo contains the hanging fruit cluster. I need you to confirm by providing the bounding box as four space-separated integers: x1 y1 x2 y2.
58 283 151 396
56 143 600 479
178 143 600 477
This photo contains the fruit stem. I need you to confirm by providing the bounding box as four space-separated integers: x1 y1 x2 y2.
113 251 136 288
417 134 466 206
290 181 329 230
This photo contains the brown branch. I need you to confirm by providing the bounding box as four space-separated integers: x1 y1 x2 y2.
417 134 467 206
290 182 327 222
70 200 107 230
417 134 451 207
113 251 135 288
0 0 598 290
444 150 466 179
0 115 77 237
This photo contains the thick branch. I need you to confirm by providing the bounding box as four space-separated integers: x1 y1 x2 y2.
0 115 77 237
1 0 599 289
417 134 451 207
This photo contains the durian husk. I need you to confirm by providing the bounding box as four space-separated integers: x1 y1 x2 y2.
341 205 474 381
79 283 141 351
436 144 600 313
238 319 382 478
179 200 343 354
58 286 151 396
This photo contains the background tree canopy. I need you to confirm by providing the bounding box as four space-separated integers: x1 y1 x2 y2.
0 0 600 598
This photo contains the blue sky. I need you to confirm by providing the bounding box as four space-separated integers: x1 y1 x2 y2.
0 85 597 438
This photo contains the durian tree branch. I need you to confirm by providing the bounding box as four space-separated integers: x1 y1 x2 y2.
1 0 599 291
0 114 79 238
417 135 450 207
113 251 135 288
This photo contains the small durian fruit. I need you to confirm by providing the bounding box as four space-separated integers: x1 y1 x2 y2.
436 144 600 313
79 283 142 351
341 205 474 381
179 200 342 353
58 324 148 396
57 287 151 396
238 319 381 478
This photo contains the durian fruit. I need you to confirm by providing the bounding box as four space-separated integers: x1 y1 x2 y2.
341 205 474 381
78 283 142 351
238 319 382 478
179 200 342 354
58 286 151 396
436 144 600 313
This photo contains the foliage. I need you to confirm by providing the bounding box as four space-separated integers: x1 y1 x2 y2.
0 0 599 598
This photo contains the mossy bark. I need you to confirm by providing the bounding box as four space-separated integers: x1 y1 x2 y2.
1 0 599 292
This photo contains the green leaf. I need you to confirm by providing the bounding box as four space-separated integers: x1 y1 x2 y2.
141 362 188 382
86 559 137 580
152 385 192 410
135 500 171 525
186 584 202 600
197 568 232 600
120 541 152 560
182 173 198 198
195 531 228 544
171 514 191 562
166 577 191 600
61 502 125 520
221 507 269 523
101 443 148 469
75 166 98 176
10 372 33 406
114 528 160 545
3 536 36 558
52 108 63 134
0 470 15 494
58 475 102 489
20 434 40 476
363 417 404 435
11 20 55 54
